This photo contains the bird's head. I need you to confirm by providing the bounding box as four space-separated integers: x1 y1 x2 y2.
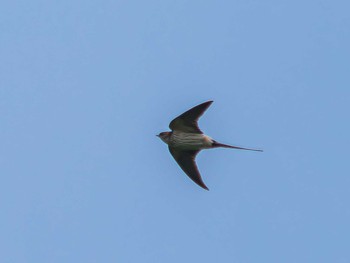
157 131 171 144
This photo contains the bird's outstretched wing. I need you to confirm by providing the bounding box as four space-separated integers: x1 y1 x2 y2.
169 101 213 133
168 147 209 190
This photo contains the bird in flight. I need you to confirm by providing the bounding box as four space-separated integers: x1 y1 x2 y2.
157 101 262 190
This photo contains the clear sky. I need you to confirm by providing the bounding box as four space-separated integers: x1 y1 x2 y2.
1 0 349 262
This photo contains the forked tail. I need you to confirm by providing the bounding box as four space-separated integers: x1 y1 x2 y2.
212 141 263 152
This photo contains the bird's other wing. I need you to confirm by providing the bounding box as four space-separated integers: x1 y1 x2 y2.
169 101 213 133
168 147 209 190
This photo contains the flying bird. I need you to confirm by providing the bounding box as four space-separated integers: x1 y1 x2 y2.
157 100 262 190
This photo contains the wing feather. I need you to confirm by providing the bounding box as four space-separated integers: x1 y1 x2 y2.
169 101 213 133
168 147 209 190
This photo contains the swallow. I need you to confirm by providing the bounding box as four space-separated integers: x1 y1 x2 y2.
157 100 262 190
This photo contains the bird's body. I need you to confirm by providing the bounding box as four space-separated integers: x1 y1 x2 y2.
157 101 262 190
160 131 213 150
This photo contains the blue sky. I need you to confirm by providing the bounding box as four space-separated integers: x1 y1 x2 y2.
1 0 349 262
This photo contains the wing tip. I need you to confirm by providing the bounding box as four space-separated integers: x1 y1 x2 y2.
198 182 209 191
